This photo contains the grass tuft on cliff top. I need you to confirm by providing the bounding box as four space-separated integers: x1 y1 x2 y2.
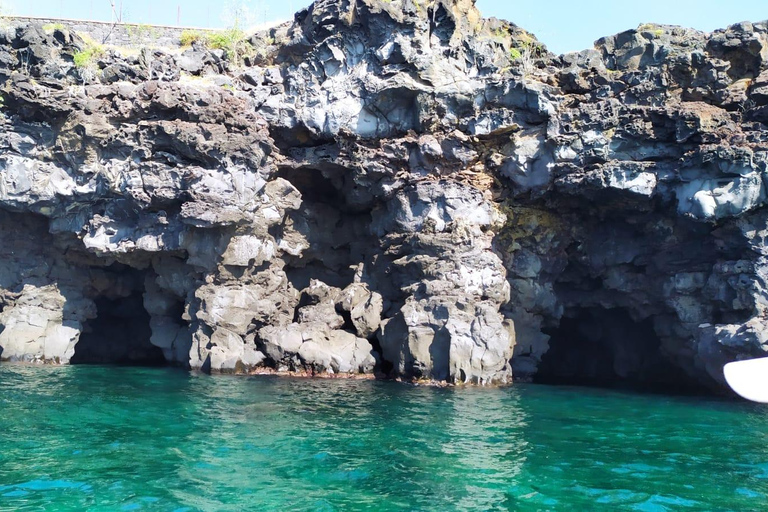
180 27 254 66
73 37 104 68
42 22 65 34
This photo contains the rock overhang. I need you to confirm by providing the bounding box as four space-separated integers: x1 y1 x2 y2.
0 2 767 393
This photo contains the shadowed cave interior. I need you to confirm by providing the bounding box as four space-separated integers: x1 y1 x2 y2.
276 165 377 291
71 291 166 366
536 307 705 393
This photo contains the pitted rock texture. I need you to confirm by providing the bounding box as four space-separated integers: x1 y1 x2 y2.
1 3 767 391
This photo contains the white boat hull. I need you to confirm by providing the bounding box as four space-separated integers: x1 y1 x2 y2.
724 357 768 403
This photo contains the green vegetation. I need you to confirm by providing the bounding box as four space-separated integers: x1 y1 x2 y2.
638 23 664 37
413 0 427 13
206 27 252 65
205 27 244 51
487 26 509 44
42 23 65 34
180 27 254 66
180 29 203 47
517 40 545 58
509 40 544 77
73 40 104 69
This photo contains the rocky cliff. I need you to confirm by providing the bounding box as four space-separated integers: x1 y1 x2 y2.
1 0 767 392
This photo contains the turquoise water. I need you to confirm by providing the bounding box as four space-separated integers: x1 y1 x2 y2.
1 366 768 511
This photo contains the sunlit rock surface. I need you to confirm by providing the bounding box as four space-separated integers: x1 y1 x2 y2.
1 2 767 390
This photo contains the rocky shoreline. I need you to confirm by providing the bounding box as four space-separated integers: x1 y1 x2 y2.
1 0 767 392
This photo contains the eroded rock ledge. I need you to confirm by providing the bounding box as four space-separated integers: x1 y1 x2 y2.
1 0 767 391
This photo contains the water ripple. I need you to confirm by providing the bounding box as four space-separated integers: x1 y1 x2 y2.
1 366 767 510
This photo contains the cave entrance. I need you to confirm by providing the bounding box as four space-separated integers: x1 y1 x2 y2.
71 292 166 366
276 167 344 207
276 165 377 293
536 307 701 393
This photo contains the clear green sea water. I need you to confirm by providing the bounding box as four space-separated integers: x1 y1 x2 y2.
1 366 768 511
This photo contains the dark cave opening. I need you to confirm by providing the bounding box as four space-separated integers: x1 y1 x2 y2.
269 127 335 151
269 164 391 375
276 164 378 294
276 164 378 214
536 307 704 393
276 167 345 207
71 292 166 366
370 336 394 377
285 261 358 292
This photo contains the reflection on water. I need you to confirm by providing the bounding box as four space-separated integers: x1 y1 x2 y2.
1 365 768 511
441 388 528 511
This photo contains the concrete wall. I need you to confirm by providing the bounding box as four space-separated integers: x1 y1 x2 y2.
7 16 213 48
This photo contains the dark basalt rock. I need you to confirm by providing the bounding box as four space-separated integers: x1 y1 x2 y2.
0 1 767 391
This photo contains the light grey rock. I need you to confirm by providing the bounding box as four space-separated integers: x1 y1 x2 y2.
371 181 495 236
338 283 384 339
1 5 768 393
676 175 766 220
379 297 514 384
258 322 376 374
0 284 92 363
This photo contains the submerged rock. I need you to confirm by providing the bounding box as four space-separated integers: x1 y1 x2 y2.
0 3 767 391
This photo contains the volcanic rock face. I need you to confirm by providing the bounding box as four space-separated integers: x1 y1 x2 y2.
0 2 767 390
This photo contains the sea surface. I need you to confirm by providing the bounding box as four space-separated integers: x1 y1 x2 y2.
1 365 767 511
